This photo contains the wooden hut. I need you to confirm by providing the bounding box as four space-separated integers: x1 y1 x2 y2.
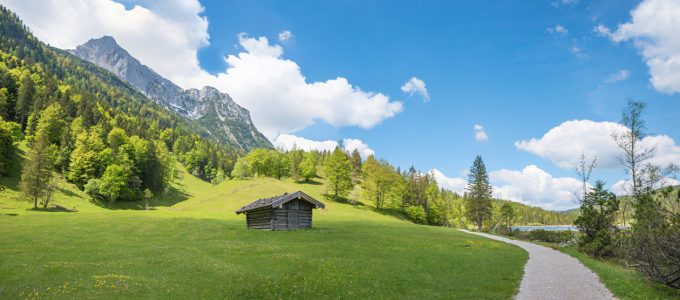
235 191 325 231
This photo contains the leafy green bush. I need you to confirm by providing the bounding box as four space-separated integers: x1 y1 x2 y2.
405 206 427 224
507 228 577 244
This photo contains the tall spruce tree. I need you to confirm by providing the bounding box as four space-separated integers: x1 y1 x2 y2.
465 155 493 232
19 133 54 209
16 75 35 134
349 149 362 177
325 147 353 201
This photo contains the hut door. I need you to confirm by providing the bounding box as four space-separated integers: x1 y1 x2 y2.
287 211 299 229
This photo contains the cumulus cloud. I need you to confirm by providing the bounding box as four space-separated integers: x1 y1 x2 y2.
516 119 680 171
595 0 680 94
431 169 467 195
2 0 211 89
197 34 404 139
272 134 375 159
604 70 630 84
611 177 680 196
5 1 404 140
490 165 583 210
474 124 489 142
547 25 568 35
433 165 586 210
278 30 294 45
343 138 376 159
401 77 430 102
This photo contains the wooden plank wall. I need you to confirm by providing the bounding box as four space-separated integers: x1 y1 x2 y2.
245 199 315 231
272 209 312 230
245 208 274 230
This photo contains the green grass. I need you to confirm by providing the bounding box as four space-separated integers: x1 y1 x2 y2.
487 231 680 300
558 247 680 300
0 149 529 299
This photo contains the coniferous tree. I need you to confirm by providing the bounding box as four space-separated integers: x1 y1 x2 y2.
465 155 493 232
349 149 362 178
0 91 8 120
325 147 353 201
0 117 20 175
19 133 54 209
16 75 35 133
573 180 619 257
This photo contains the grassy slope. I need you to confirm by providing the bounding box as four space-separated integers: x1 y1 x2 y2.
0 148 529 299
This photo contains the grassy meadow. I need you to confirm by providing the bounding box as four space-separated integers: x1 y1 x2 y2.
0 153 529 299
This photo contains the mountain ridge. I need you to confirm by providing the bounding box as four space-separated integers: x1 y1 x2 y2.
67 36 272 150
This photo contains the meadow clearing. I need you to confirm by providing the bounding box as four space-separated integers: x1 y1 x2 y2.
0 161 528 299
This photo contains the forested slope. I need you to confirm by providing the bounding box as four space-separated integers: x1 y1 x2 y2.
0 6 244 203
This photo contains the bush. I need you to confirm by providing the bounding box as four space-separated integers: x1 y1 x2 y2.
506 228 577 245
405 206 427 224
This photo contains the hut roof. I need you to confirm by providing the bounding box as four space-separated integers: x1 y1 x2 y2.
235 191 326 214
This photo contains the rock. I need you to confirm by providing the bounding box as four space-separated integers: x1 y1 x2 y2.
67 36 272 150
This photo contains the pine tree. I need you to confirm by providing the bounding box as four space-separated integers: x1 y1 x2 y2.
16 75 35 133
465 155 493 232
349 149 362 177
325 147 353 201
19 133 54 209
0 91 8 120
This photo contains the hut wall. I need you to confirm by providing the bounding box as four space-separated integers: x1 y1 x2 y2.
272 199 313 230
245 208 274 230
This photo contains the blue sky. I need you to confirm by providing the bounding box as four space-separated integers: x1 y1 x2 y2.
5 0 680 210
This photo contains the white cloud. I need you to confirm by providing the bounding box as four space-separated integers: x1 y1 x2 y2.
5 1 404 140
272 134 375 159
595 0 680 94
611 177 680 196
474 124 489 142
571 45 587 58
547 25 568 35
550 0 579 7
196 34 404 139
343 138 376 159
490 165 583 210
401 77 430 102
434 165 591 210
430 169 467 195
604 70 630 84
278 30 294 45
2 0 211 89
516 119 680 171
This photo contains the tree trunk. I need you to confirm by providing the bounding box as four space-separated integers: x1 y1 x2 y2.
478 213 482 232
19 113 24 134
33 195 38 209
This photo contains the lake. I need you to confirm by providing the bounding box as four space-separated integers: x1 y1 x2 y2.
512 225 630 231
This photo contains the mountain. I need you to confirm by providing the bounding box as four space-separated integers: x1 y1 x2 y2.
67 36 272 150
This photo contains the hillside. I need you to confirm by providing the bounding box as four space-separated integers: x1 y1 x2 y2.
0 144 530 299
67 36 271 150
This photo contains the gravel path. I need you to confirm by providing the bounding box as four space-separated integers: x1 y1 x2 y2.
459 229 617 300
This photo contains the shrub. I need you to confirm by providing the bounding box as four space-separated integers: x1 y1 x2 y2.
405 206 427 224
507 228 577 245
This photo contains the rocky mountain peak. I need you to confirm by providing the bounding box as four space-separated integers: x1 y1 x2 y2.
67 36 271 150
